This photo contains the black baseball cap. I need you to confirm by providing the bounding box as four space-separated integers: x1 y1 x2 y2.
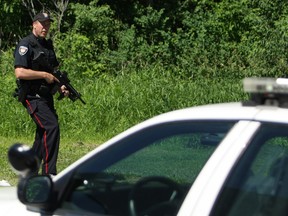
33 12 53 22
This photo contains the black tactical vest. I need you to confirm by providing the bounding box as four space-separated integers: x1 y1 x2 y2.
27 34 59 96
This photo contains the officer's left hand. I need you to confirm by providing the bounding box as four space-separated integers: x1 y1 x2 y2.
60 85 69 97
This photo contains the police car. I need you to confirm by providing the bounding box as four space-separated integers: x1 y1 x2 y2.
5 77 288 216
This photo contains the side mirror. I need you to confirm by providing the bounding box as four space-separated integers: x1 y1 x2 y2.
8 143 40 177
8 144 54 211
18 175 53 209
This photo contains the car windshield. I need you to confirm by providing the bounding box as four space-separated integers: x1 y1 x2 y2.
211 123 288 216
60 121 235 216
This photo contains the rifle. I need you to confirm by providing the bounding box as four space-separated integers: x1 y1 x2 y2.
53 69 86 104
33 51 86 105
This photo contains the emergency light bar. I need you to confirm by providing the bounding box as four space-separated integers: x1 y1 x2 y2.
243 77 288 107
243 77 288 94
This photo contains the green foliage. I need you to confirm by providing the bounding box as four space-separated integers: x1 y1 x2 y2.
53 0 124 76
54 32 104 77
0 0 29 48
3 0 288 78
70 0 119 48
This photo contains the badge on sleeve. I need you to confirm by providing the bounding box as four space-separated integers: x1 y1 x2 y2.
19 46 28 56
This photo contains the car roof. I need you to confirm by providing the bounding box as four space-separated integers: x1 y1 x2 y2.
157 102 288 123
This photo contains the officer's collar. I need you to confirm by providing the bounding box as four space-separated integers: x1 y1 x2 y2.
37 37 45 42
36 37 46 45
31 33 46 44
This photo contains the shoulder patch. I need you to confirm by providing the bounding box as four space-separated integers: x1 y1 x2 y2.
19 46 28 56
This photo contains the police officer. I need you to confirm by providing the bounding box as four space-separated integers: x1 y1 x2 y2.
14 12 69 176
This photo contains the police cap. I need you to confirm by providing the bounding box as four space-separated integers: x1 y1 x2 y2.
33 12 53 22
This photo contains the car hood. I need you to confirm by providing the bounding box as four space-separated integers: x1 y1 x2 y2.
0 187 36 215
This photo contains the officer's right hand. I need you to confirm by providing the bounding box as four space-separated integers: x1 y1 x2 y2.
44 72 59 84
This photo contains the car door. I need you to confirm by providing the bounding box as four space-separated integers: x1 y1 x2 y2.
210 122 288 216
53 120 237 216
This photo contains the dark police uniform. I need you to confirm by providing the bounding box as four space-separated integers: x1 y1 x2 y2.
14 33 60 175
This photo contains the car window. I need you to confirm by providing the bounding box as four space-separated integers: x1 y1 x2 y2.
211 123 288 216
60 121 235 216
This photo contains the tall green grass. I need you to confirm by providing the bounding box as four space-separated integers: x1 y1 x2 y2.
0 66 247 185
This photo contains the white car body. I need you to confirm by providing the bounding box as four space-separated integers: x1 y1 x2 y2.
0 187 32 215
